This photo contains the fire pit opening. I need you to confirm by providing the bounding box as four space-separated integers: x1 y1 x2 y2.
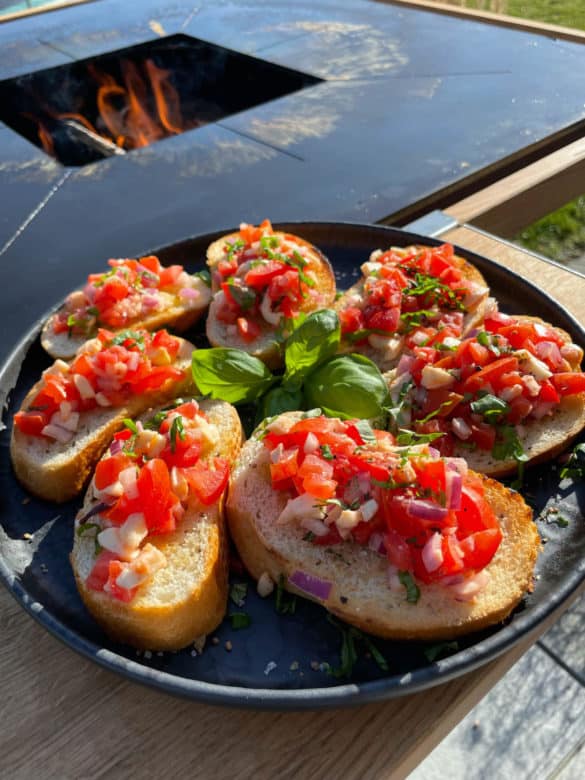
0 34 323 167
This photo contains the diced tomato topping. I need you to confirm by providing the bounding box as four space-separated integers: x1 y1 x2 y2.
94 453 134 490
86 551 119 592
551 372 585 395
13 410 48 436
461 356 519 394
185 458 230 506
105 560 137 602
244 261 288 288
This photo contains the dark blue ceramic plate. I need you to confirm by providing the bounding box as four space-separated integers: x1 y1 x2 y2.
1 222 584 710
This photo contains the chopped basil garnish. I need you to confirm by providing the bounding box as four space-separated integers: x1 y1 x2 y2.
109 330 145 351
229 612 252 630
326 615 388 677
194 269 211 287
560 442 585 480
424 640 459 662
396 429 444 446
320 444 335 460
302 531 316 542
169 415 186 453
275 575 297 615
224 280 256 311
470 393 509 422
229 582 248 608
398 571 421 604
491 425 528 464
123 418 139 434
76 522 102 555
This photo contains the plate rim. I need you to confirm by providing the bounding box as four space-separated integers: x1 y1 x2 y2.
2 220 585 710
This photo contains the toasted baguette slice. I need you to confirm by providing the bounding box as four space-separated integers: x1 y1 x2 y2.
11 336 196 503
72 398 243 650
206 225 336 368
227 413 540 641
334 245 489 372
385 314 585 477
41 270 211 360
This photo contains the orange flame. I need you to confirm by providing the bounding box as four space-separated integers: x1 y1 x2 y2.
29 57 194 156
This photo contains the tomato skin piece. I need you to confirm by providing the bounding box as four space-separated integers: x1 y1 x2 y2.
86 551 119 591
270 447 299 484
339 306 365 335
551 372 585 395
105 561 138 602
244 261 287 288
461 356 519 394
469 423 496 451
13 410 47 436
459 528 502 571
185 457 230 506
94 453 134 490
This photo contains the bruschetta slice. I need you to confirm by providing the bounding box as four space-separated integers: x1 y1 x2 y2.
11 328 195 502
384 312 585 476
334 243 489 372
206 220 336 368
71 398 243 650
227 412 540 640
41 255 211 360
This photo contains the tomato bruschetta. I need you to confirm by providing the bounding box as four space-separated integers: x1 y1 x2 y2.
227 412 539 640
206 220 336 368
42 255 210 360
11 328 195 502
71 398 243 650
334 243 489 372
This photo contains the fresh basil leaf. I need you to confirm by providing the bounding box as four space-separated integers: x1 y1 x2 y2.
303 354 389 420
398 571 420 604
320 444 334 460
256 385 303 426
326 615 388 677
470 393 509 421
192 348 278 404
284 309 340 386
108 329 146 350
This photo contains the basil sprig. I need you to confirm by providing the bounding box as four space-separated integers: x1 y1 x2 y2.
192 348 278 404
191 309 389 425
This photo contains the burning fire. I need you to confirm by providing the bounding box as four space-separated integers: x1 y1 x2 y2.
34 58 200 156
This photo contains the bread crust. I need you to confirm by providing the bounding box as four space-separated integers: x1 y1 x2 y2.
10 338 196 503
227 413 540 641
71 398 244 650
334 248 489 372
41 281 211 360
206 229 337 367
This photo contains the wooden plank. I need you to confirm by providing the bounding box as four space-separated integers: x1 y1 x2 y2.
377 0 585 45
444 137 585 236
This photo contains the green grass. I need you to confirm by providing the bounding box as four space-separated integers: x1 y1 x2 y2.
430 1 585 31
514 197 585 265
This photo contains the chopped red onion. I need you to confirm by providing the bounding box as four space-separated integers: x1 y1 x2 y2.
178 287 201 300
445 470 463 510
422 532 443 573
367 532 386 556
77 501 109 524
407 499 448 522
289 570 332 601
449 570 490 602
427 447 441 460
396 354 415 376
535 340 563 368
109 438 123 455
445 457 469 478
